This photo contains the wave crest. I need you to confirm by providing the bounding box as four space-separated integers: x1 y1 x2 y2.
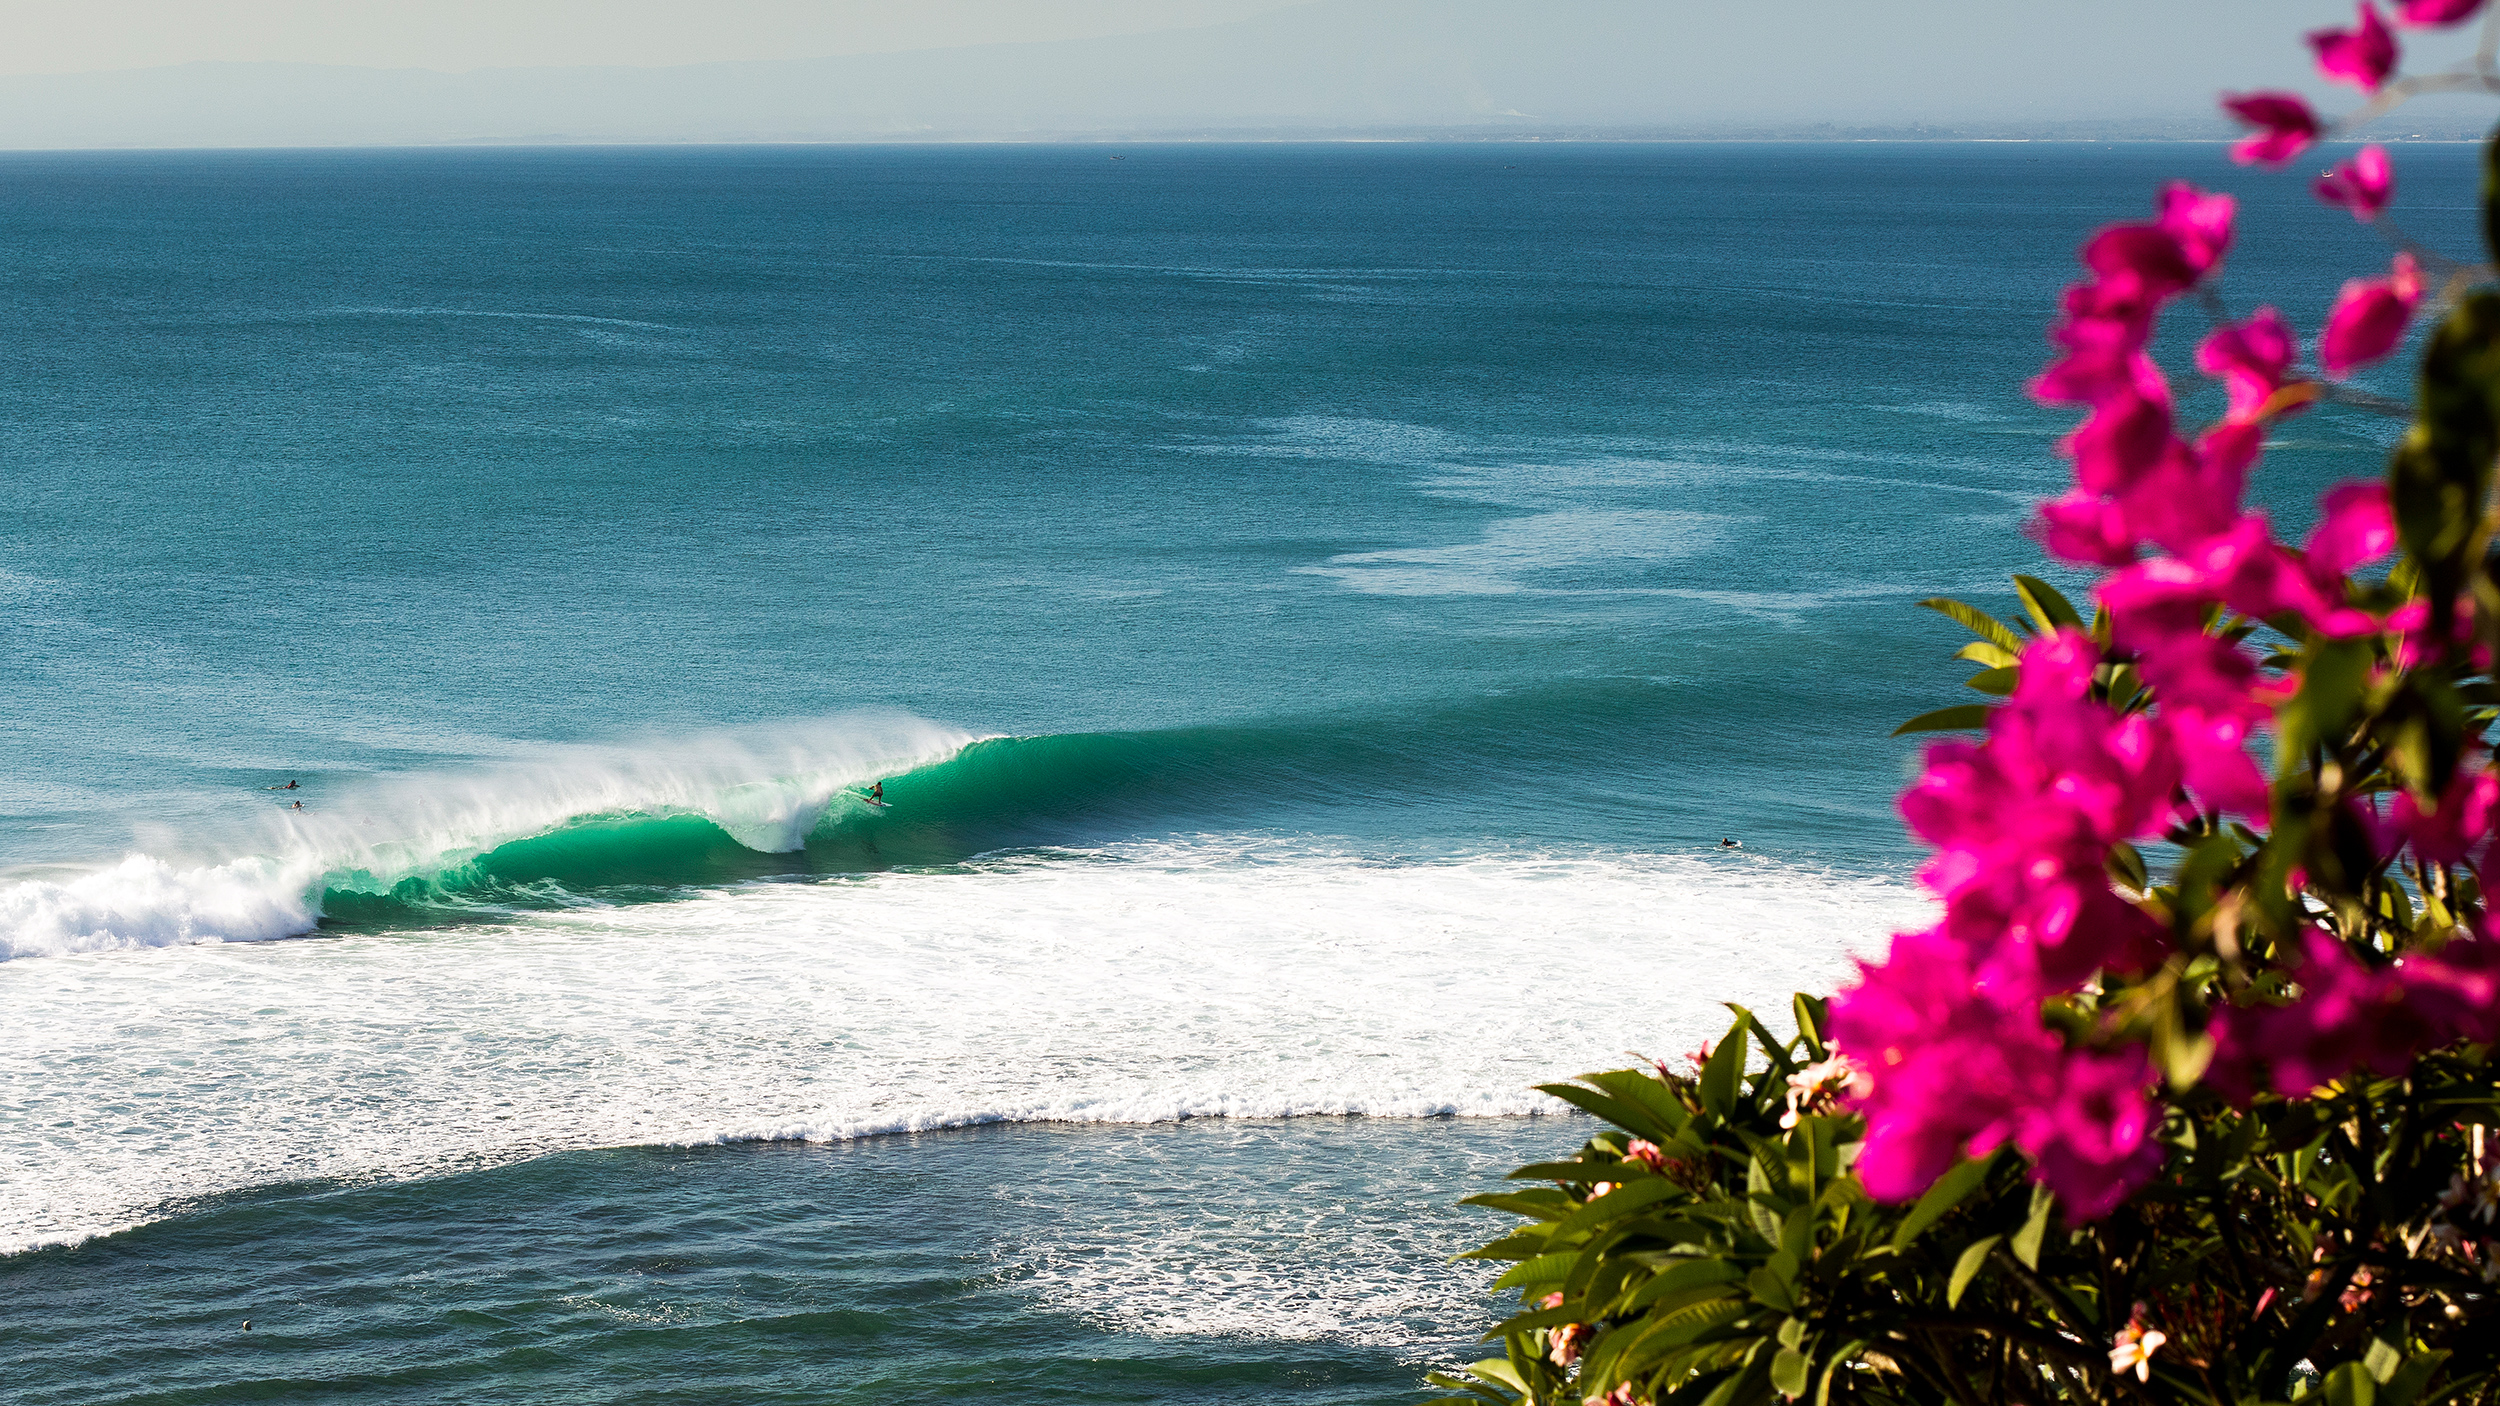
0 713 973 960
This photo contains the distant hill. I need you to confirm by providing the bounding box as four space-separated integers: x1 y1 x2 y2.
0 0 2430 151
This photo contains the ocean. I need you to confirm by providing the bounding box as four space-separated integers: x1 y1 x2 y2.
0 142 2439 1401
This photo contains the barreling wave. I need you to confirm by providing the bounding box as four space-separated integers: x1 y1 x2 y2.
0 704 1433 959
0 713 975 961
0 678 1875 961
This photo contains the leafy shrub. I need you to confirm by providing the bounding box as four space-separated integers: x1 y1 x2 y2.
1438 7 2500 1404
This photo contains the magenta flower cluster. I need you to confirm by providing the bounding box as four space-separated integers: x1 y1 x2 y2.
1834 39 2500 1216
1835 633 2175 1220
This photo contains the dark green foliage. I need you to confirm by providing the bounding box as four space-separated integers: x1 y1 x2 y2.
1433 1012 2500 1406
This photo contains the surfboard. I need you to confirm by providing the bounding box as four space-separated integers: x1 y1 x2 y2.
858 792 889 809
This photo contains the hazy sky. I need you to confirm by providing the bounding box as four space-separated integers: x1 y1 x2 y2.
2 1 1312 75
0 0 2483 148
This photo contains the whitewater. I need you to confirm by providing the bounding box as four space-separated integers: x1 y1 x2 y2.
0 715 974 961
0 723 1925 1252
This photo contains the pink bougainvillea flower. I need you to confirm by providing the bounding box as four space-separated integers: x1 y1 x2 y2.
2050 275 2162 356
1835 930 2167 1218
2156 182 2237 277
2389 767 2500 866
2320 252 2424 376
2034 423 2258 566
2063 387 2174 494
2389 594 2492 668
2400 936 2500 1046
2084 226 2204 300
2036 492 2139 567
2315 145 2395 220
2310 4 2399 91
2196 308 2303 423
2080 184 2237 299
2223 92 2323 167
2397 0 2486 25
2216 932 2410 1093
2037 342 2167 414
2167 708 2271 816
2101 555 2276 713
2305 481 2397 578
2155 513 2382 638
2209 931 2500 1099
2124 432 2252 555
2008 1046 2167 1222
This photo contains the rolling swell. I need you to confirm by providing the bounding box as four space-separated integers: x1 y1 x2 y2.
349 677 1722 912
319 722 1420 919
4 677 1829 955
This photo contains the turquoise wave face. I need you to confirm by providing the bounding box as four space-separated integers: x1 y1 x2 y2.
263 672 1920 928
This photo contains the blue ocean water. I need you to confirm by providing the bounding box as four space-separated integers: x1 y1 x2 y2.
0 143 2448 1400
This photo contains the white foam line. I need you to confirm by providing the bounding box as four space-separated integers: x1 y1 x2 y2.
0 840 1928 1255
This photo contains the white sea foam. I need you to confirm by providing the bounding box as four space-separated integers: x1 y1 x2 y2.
0 838 1927 1255
0 713 972 961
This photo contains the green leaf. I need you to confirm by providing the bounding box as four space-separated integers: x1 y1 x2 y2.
1946 1235 2000 1308
1791 994 1830 1058
1698 1355 1774 1406
1814 1347 1866 1406
1491 1251 1577 1290
1482 1303 1582 1338
1454 1232 1552 1262
1746 1265 1796 1311
1533 1083 1675 1142
1954 640 2020 670
1629 1293 1749 1353
1557 1179 1685 1234
1771 1346 1810 1399
1507 1159 1645 1183
1464 1357 1529 1395
1960 667 2017 697
2106 841 2149 894
1917 596 2028 652
1459 1190 1575 1221
2279 638 2374 766
2011 574 2083 633
1698 1016 1747 1119
2366 1339 2404 1385
2324 1361 2378 1406
1422 1382 1516 1406
1892 704 1993 737
1889 1153 1995 1250
1728 1003 1800 1081
2009 1183 2053 1269
2379 1349 2450 1406
1621 1260 1746 1311
1582 1069 1696 1137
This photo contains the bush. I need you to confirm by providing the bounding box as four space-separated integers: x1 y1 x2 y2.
1438 7 2500 1404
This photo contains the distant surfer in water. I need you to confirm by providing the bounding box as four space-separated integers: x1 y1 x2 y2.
267 780 298 791
290 800 305 810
